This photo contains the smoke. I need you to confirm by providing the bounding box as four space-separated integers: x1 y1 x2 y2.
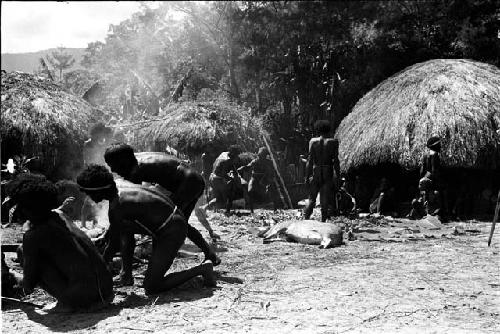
94 200 110 228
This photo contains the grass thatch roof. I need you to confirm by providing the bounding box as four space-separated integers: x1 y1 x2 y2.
1 71 96 178
129 101 264 156
335 59 500 172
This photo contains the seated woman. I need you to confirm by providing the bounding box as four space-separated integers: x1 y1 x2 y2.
369 178 397 216
11 178 114 311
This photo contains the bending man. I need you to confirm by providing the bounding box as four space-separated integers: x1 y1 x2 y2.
77 165 216 293
104 144 219 266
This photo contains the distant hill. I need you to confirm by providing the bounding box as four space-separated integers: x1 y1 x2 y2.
1 48 86 73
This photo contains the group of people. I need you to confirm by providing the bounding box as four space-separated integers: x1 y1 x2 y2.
202 145 279 215
2 119 450 311
2 139 225 311
301 120 447 222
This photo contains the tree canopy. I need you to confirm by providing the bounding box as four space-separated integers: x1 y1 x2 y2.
75 0 499 155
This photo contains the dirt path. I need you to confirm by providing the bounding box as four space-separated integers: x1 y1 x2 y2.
2 211 499 333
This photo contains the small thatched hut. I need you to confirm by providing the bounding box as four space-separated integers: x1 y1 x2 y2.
129 101 264 159
1 71 96 179
336 59 500 215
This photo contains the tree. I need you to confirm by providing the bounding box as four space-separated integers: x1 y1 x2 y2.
46 46 76 81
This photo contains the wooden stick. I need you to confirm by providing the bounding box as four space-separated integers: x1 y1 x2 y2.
262 133 293 209
1 297 44 308
487 190 500 247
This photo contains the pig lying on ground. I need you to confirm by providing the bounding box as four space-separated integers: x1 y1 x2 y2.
263 219 343 248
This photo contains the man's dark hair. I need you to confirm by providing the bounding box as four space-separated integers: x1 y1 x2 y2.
90 122 113 139
314 120 331 135
104 143 137 167
77 164 115 190
10 178 59 215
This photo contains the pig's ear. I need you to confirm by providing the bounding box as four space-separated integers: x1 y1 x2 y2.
320 237 332 249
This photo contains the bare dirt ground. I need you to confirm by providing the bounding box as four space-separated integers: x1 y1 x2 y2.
2 209 499 334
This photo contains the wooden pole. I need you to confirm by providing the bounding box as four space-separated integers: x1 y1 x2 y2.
262 133 293 209
1 297 44 308
487 190 500 247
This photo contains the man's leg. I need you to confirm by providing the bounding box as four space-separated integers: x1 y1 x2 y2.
304 181 320 220
175 174 219 262
143 219 215 294
319 181 334 222
248 178 257 213
210 176 226 211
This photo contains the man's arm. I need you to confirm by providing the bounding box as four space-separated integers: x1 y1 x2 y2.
21 233 41 294
305 139 314 182
431 153 441 177
102 209 121 263
332 140 341 180
237 160 254 174
420 155 426 178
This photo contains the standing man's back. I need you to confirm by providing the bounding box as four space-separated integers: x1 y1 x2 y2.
304 120 340 221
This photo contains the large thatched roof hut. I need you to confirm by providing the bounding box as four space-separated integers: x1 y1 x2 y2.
128 101 264 157
336 59 500 172
335 59 500 215
1 71 96 179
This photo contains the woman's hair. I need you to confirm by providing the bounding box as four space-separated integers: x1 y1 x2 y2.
10 178 59 215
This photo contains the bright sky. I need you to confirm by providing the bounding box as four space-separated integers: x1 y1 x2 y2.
1 1 160 53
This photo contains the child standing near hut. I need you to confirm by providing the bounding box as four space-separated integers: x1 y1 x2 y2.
420 136 448 222
304 120 341 222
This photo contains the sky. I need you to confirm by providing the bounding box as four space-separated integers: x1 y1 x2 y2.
1 1 160 53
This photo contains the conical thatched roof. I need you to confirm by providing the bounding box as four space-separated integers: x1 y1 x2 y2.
129 101 264 156
1 71 96 178
336 59 500 172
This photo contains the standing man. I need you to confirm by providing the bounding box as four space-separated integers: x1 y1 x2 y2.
304 120 341 222
77 165 216 292
103 144 219 268
209 145 243 215
237 147 277 213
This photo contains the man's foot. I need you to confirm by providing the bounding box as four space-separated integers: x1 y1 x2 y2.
205 252 221 266
200 260 217 287
114 274 134 287
43 301 74 313
210 232 221 241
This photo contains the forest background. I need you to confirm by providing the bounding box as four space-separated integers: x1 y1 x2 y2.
29 1 500 157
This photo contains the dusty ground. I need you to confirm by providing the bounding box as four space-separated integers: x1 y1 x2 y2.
1 209 499 334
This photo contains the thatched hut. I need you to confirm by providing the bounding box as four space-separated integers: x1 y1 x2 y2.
335 59 500 215
1 71 96 179
128 101 264 161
